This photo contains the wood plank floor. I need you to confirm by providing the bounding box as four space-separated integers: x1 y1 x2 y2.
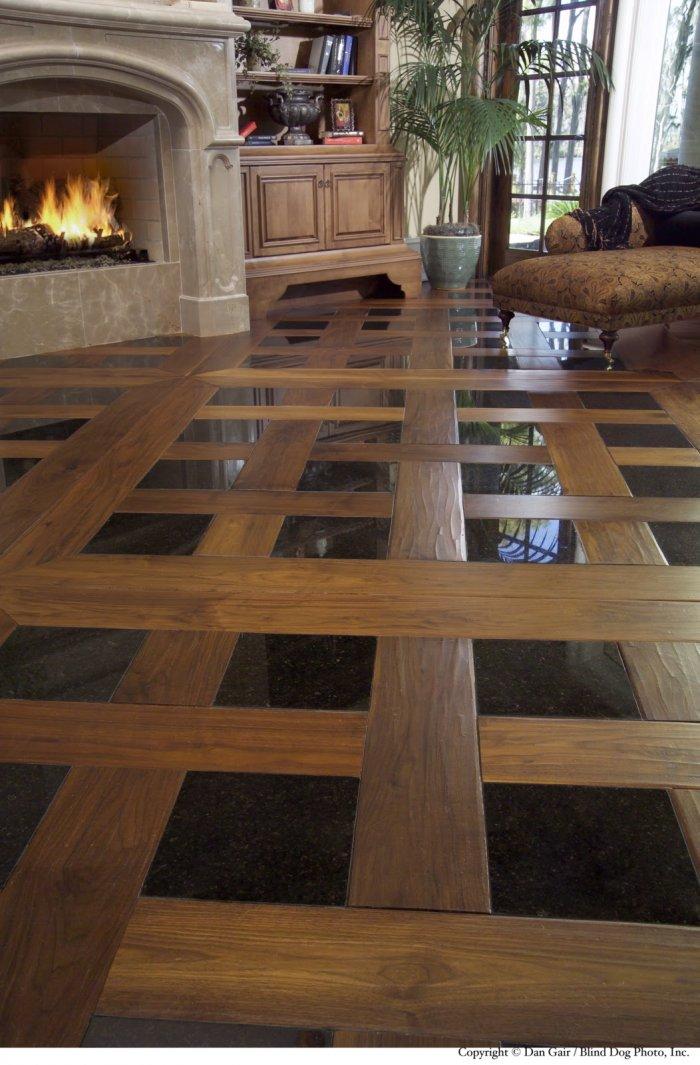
0 288 698 1048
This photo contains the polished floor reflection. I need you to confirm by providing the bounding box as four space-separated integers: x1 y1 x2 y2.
0 293 698 1048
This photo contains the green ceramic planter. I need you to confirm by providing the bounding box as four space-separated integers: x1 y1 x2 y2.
420 233 482 290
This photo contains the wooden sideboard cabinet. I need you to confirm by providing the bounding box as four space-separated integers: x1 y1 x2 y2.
240 146 421 317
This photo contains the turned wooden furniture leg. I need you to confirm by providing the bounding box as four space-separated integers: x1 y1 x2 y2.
599 329 619 370
497 309 514 338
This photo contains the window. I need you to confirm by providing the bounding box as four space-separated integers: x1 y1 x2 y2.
651 0 698 171
508 0 601 254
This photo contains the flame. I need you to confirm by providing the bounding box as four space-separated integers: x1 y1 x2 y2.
0 175 126 244
0 195 18 234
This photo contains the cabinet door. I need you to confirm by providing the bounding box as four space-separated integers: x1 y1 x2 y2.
251 165 325 257
324 163 391 250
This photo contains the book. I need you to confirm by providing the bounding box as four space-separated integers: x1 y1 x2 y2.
328 35 344 75
322 135 364 144
341 34 354 76
240 120 257 139
308 35 326 73
324 130 364 137
349 35 358 74
317 34 334 74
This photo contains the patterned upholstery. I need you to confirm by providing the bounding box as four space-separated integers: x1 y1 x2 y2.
545 204 650 255
492 246 700 330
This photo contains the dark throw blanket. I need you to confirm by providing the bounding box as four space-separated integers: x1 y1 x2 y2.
569 164 700 250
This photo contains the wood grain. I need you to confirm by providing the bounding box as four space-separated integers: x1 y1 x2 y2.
479 717 700 789
98 898 700 1046
0 699 366 777
0 768 183 1046
350 313 489 912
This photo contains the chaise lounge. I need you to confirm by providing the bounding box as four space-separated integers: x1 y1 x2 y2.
492 199 700 368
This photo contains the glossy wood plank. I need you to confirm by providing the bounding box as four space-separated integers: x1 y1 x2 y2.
651 384 700 449
350 313 489 912
479 717 700 789
0 699 365 777
119 488 394 518
193 404 405 422
460 493 700 522
200 366 677 391
310 442 549 463
0 402 677 423
0 368 168 387
98 898 700 1045
611 446 700 467
0 768 183 1047
456 407 673 425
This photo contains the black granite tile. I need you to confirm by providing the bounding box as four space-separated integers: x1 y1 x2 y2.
0 763 69 890
473 640 640 718
333 387 404 407
361 320 391 330
621 465 700 498
0 627 145 701
142 771 358 905
461 462 561 496
83 1017 330 1048
129 334 189 348
454 354 519 369
451 319 501 331
0 417 87 440
485 784 700 924
578 391 661 410
274 319 329 330
298 460 397 492
367 308 402 317
273 516 390 559
138 459 243 490
456 389 532 409
260 335 319 347
317 422 402 444
466 517 579 563
449 306 497 316
596 423 690 448
649 522 699 566
83 513 212 556
246 351 310 366
0 457 39 490
459 421 544 446
217 632 376 710
177 419 256 443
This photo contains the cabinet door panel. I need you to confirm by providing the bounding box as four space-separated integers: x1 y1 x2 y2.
251 165 325 256
325 163 391 250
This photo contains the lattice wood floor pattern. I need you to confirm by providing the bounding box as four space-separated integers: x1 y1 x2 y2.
0 287 699 1047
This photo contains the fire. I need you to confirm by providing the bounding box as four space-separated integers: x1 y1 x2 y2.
0 175 126 244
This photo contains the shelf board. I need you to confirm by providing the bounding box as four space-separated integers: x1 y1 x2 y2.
239 71 373 87
232 6 373 30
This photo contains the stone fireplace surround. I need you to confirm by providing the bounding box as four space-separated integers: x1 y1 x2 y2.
0 0 250 357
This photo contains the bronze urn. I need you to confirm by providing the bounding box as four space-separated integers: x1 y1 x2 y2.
268 87 324 146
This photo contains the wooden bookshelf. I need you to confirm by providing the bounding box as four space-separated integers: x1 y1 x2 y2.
238 71 374 87
232 6 372 30
236 2 422 314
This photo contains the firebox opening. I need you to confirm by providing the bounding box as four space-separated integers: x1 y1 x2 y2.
0 112 165 276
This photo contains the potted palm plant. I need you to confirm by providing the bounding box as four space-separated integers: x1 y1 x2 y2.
376 0 611 288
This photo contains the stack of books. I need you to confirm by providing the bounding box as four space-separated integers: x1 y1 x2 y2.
241 122 281 146
308 33 357 75
322 129 364 145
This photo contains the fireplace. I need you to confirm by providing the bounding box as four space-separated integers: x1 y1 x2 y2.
0 0 251 357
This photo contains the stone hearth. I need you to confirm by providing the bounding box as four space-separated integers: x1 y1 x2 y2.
0 0 250 357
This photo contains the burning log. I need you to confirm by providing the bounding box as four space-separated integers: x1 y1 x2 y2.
0 223 55 260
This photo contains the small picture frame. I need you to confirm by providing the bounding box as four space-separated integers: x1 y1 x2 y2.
272 0 294 9
331 98 355 132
